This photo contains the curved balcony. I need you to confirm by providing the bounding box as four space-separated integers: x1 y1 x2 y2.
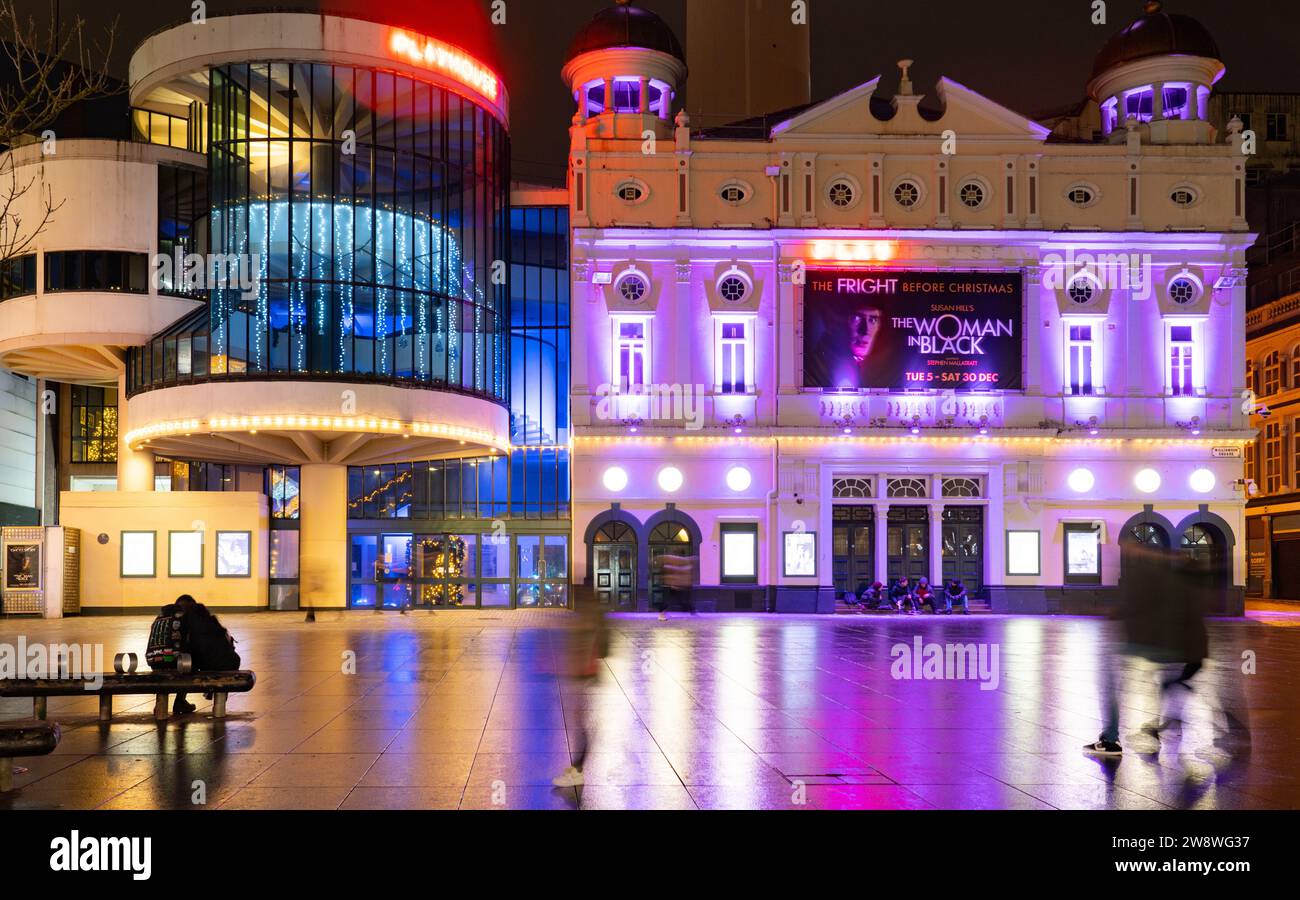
0 139 205 384
123 375 510 468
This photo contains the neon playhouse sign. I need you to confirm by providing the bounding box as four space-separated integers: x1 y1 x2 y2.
389 30 500 104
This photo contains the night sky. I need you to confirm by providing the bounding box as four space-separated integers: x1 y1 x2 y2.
23 0 1300 185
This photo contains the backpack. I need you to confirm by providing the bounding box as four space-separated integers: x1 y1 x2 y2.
146 612 186 669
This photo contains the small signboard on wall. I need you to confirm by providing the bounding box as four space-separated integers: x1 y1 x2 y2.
1211 447 1242 458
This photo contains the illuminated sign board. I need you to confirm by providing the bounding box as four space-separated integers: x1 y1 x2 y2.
802 269 1023 391
389 30 500 106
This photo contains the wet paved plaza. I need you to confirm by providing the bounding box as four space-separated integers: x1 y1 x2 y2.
2 608 1298 810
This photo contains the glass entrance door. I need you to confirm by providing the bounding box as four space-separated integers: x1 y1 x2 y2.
942 506 984 592
832 505 874 599
887 506 929 583
378 533 413 609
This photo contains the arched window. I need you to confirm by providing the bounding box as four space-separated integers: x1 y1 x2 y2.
1128 522 1169 547
1264 351 1281 397
832 477 874 499
594 521 635 543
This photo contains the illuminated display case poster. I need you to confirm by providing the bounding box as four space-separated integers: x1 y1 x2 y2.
1006 530 1041 576
4 542 40 590
802 270 1023 391
783 532 817 577
168 531 204 577
216 531 252 578
121 531 156 578
1066 530 1101 576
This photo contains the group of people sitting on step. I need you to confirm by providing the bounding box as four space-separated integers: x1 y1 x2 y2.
846 576 971 615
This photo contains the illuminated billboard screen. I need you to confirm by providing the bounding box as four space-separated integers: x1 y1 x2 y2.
802 270 1023 391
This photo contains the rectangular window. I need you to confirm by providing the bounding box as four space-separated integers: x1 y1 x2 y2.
70 385 119 463
1265 421 1282 494
1266 113 1288 142
1066 323 1097 395
0 253 36 300
1168 323 1196 396
613 317 649 392
720 522 759 583
716 317 752 394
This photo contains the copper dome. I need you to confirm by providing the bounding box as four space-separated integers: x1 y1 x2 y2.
565 1 684 65
1091 1 1220 79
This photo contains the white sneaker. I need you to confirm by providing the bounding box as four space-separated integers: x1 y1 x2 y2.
552 765 584 788
658 612 667 621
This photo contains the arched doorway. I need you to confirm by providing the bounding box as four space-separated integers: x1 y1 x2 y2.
592 521 637 609
1118 510 1176 587
1180 522 1229 588
645 508 701 609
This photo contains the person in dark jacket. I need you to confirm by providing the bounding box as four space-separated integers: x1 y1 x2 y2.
171 596 241 714
888 577 915 614
941 579 970 615
146 600 193 714
858 581 885 611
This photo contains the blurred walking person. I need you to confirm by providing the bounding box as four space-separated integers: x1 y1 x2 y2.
654 554 697 620
552 595 610 789
1085 542 1165 755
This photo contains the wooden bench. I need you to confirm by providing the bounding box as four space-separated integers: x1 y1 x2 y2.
0 671 256 722
0 720 60 793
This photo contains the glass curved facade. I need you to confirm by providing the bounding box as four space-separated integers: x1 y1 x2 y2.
129 61 508 400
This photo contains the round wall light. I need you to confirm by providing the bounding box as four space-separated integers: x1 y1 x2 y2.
1189 468 1216 494
726 466 752 492
657 466 684 493
602 466 628 492
1134 468 1162 494
1067 467 1095 493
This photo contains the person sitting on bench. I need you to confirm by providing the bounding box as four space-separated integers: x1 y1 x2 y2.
146 599 195 714
153 596 240 714
175 596 242 676
941 579 971 615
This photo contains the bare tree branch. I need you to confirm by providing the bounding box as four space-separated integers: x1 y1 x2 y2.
0 1 118 269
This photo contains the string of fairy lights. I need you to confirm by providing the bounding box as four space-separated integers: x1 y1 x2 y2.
206 196 491 391
122 414 1248 455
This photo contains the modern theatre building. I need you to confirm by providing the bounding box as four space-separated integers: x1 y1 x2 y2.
0 1 1254 617
564 1 1252 614
0 8 569 613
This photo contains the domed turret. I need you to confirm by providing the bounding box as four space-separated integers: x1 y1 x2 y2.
561 1 686 125
1087 1 1224 144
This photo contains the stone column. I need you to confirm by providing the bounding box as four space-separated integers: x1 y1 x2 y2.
874 502 889 583
929 501 946 589
299 463 348 609
116 371 155 492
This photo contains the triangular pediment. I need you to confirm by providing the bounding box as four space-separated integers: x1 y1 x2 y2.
771 75 1050 142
